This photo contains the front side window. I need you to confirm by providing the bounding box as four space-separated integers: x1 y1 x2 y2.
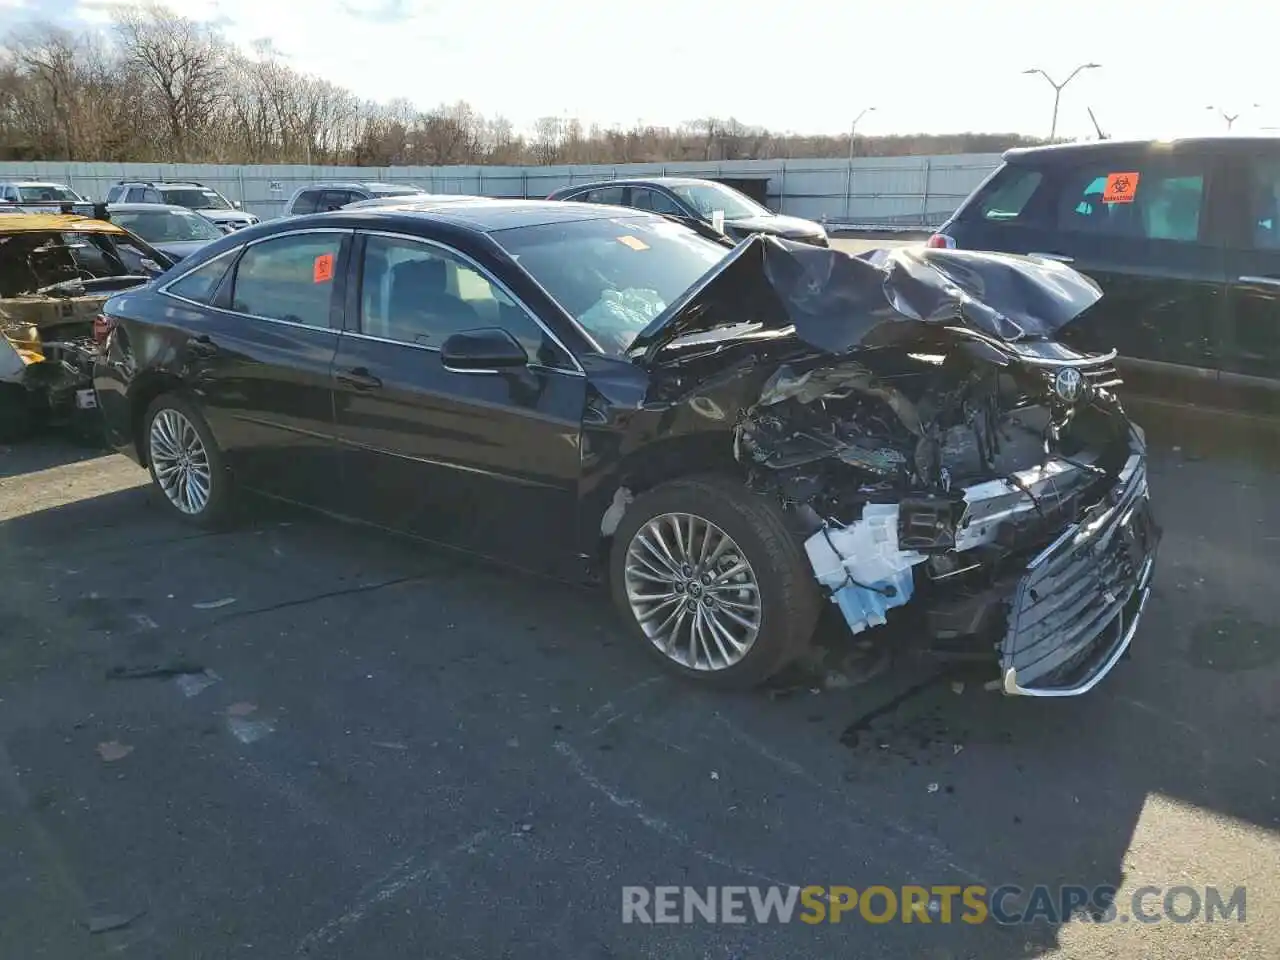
106 185 124 202
1247 159 1280 250
358 235 570 368
167 252 235 304
492 214 729 356
669 181 769 220
318 191 353 212
112 209 224 243
230 233 342 328
630 188 686 217
1056 159 1206 242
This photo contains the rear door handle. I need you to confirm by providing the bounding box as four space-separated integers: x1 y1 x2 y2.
336 366 382 391
187 335 218 358
1029 251 1075 263
1237 275 1280 288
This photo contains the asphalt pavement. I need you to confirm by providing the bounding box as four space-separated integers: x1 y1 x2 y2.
1 409 1277 959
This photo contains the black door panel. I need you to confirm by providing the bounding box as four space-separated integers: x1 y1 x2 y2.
333 232 586 572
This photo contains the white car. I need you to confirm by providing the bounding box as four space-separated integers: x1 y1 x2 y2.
0 180 90 213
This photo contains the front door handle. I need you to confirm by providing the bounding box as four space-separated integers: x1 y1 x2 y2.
1237 275 1280 288
336 366 382 390
1029 251 1075 263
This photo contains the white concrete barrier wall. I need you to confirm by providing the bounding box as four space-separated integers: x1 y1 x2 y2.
0 154 1004 227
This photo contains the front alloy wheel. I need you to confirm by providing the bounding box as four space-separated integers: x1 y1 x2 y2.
624 512 762 671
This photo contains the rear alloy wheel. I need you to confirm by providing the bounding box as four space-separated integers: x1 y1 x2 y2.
145 395 233 527
609 476 820 688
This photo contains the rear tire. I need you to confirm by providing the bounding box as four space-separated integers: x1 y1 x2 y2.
143 393 234 528
609 475 821 689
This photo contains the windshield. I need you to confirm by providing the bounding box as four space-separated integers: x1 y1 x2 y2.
161 187 232 210
111 209 224 243
0 230 165 295
492 215 729 356
670 182 770 221
18 185 81 202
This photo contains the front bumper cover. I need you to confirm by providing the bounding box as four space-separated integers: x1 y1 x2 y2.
999 431 1159 696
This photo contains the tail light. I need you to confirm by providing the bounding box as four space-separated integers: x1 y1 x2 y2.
926 233 956 249
93 312 117 346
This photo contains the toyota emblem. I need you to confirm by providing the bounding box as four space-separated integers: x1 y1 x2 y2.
1054 367 1084 403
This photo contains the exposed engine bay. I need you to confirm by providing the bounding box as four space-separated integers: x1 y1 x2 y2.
631 237 1161 694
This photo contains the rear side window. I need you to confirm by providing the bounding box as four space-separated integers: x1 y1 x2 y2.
1056 159 1206 243
230 233 343 328
106 185 124 202
973 166 1044 222
578 187 626 205
1247 159 1280 250
291 190 320 215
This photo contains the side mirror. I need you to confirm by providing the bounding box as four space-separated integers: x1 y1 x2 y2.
232 200 242 209
441 328 528 372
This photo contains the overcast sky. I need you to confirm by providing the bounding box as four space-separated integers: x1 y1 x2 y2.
3 0 1275 141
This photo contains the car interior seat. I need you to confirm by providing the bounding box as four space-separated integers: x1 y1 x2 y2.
387 257 480 345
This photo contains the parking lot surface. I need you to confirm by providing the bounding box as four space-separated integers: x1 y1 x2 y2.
1 412 1277 958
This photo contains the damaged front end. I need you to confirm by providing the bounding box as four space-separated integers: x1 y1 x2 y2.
635 238 1160 696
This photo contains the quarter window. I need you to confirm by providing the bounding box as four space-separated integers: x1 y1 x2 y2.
1056 160 1206 242
230 233 342 328
358 235 572 368
291 190 320 215
167 253 235 304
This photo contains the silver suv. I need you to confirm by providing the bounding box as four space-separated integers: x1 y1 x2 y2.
284 182 425 216
0 180 89 213
105 180 258 232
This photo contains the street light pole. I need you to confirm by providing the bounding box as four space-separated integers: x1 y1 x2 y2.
1023 63 1101 140
849 107 876 161
1206 104 1261 131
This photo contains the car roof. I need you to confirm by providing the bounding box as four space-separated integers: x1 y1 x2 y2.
299 198 653 233
556 176 714 192
1005 134 1280 162
299 181 420 191
107 202 199 214
0 213 126 235
5 180 72 187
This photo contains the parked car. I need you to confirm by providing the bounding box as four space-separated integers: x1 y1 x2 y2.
284 182 427 216
547 177 829 246
107 203 226 262
106 180 258 232
0 180 90 214
929 135 1280 415
93 198 1158 694
342 193 484 211
1 212 171 440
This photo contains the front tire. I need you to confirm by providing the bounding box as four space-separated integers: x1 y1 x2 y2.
144 394 234 528
609 475 821 688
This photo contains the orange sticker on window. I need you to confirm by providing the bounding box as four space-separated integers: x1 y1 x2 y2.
313 253 335 283
617 235 649 251
1102 172 1140 203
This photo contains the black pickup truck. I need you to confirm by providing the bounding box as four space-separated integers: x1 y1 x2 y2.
929 136 1280 417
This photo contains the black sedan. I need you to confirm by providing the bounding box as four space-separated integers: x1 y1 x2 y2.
546 177 829 246
94 199 1158 693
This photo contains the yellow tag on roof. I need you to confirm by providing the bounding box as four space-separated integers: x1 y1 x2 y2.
617 235 649 251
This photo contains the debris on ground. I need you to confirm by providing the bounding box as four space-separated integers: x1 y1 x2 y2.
226 702 257 716
86 910 146 934
175 670 220 698
192 597 237 610
106 661 204 681
950 680 965 695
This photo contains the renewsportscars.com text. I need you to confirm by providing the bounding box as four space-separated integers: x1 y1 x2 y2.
621 885 1247 925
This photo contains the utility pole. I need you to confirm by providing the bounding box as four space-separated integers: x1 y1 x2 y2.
849 107 876 161
1023 63 1101 140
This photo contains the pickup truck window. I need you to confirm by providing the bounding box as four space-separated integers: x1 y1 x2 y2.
1248 160 1280 250
1057 161 1205 243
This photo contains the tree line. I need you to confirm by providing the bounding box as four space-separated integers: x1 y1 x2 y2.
0 4 1044 167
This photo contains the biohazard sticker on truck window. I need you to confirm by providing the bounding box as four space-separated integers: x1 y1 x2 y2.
1102 172 1140 203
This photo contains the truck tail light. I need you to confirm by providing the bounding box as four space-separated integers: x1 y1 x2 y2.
926 233 956 249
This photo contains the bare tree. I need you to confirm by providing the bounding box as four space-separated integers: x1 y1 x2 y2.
113 4 226 160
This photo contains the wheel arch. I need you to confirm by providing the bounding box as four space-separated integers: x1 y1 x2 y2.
128 372 189 465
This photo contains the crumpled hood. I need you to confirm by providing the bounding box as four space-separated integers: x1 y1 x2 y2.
627 235 1103 364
